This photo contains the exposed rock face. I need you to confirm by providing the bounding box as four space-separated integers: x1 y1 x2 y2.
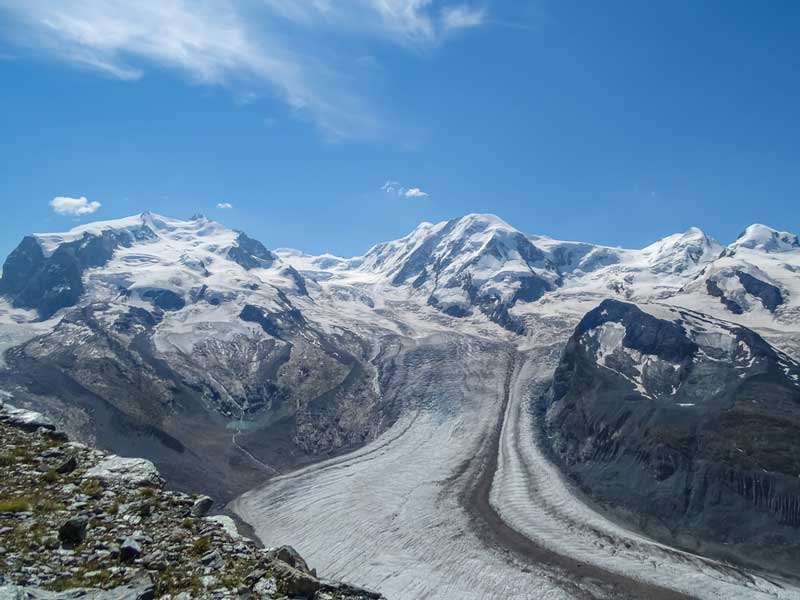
0 227 156 320
140 290 185 312
0 402 55 432
239 303 306 340
0 402 386 600
545 299 800 575
0 303 385 504
227 232 277 270
737 271 784 311
0 215 388 505
705 278 744 314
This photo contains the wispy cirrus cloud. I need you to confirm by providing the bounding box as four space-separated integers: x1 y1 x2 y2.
441 5 486 32
0 0 487 139
382 180 429 198
216 202 234 209
264 0 486 45
50 196 101 216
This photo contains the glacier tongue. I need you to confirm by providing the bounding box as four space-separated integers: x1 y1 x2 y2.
232 330 798 600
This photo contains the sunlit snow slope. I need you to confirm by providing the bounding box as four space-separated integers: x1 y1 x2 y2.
2 212 800 599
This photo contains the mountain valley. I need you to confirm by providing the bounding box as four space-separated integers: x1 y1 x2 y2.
2 212 800 599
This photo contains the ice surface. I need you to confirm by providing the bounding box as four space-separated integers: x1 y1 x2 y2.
233 336 578 600
234 331 800 599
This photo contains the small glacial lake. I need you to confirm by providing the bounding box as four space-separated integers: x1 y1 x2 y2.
226 420 259 431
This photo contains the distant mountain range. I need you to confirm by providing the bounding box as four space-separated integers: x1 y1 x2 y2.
1 212 799 598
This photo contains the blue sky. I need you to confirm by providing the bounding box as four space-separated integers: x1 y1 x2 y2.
1 1 798 260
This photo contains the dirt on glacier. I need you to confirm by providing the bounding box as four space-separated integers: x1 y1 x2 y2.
459 351 698 600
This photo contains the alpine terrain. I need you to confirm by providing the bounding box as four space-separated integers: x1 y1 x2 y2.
2 212 800 599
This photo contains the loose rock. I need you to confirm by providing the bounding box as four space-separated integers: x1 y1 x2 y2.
0 400 386 600
58 516 88 547
189 495 213 518
119 538 142 563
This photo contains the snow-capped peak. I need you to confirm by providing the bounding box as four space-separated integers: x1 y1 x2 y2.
729 224 800 253
32 212 244 257
1 212 305 320
357 213 534 284
33 213 152 256
640 227 722 274
451 212 516 232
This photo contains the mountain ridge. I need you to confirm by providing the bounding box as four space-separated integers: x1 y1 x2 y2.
1 212 800 598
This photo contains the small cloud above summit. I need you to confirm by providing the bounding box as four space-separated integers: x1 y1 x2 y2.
50 196 101 216
404 188 428 198
216 202 234 209
381 181 429 199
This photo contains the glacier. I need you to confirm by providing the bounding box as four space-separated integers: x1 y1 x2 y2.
2 212 800 599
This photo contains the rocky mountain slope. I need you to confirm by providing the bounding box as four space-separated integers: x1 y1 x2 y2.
0 400 384 599
546 299 800 575
0 213 388 505
1 212 800 598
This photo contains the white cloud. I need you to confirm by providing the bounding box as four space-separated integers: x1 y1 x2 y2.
50 196 102 216
441 5 486 31
404 187 428 198
264 1 484 44
0 1 487 138
217 202 234 209
381 180 428 199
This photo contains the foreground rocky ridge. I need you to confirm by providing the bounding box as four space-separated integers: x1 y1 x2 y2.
0 401 384 600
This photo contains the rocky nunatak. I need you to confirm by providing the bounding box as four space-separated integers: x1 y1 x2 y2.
0 400 385 600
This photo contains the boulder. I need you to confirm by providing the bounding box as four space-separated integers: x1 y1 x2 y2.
83 457 162 488
55 456 78 475
199 550 223 570
189 495 213 517
267 545 312 575
119 538 142 563
0 404 55 433
203 515 241 539
272 561 320 599
58 516 88 547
